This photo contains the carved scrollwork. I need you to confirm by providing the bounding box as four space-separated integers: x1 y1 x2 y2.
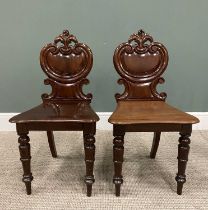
115 78 129 100
128 29 153 51
41 78 92 102
54 29 78 50
150 77 167 100
40 30 93 103
78 78 93 100
114 29 169 101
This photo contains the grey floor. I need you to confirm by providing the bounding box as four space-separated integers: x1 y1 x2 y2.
0 130 208 209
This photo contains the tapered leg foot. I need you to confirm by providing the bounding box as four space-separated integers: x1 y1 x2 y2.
18 133 33 195
150 132 161 159
83 123 96 197
114 181 121 196
177 182 183 195
25 182 31 195
47 131 57 158
86 183 92 197
113 126 125 196
175 126 191 195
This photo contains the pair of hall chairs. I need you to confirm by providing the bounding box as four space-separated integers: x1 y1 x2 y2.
10 29 199 197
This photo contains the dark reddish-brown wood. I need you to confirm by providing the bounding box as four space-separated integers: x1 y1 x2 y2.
47 131 57 158
113 29 168 101
113 125 125 196
109 29 199 196
40 29 93 103
150 132 161 159
9 30 99 196
17 131 33 195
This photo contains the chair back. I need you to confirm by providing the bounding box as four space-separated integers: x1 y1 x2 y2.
113 29 168 101
40 30 93 103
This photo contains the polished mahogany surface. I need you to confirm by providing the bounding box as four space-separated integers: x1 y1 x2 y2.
109 29 199 197
9 30 98 197
40 29 93 103
113 29 168 101
10 30 98 123
10 102 99 123
109 101 199 124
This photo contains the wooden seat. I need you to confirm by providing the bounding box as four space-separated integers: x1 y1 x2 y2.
109 101 199 124
109 29 199 196
10 102 99 123
9 30 99 196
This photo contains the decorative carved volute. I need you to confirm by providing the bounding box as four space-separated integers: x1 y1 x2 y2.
113 29 169 101
40 30 93 103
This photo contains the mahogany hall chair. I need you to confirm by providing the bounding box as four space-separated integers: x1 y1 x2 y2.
108 30 199 196
9 30 99 197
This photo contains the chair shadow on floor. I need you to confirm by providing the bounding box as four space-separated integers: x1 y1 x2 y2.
95 143 114 194
137 156 176 192
111 132 177 195
29 132 86 194
95 132 177 195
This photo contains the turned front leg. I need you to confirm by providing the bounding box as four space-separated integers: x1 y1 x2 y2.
113 127 125 196
175 127 191 195
18 132 33 195
83 132 95 197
